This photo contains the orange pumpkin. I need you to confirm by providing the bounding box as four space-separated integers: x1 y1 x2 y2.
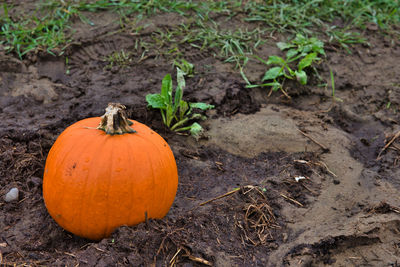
43 103 178 240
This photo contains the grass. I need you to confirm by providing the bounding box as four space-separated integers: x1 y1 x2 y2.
0 0 400 59
0 0 205 58
243 0 400 33
103 49 133 70
242 0 399 52
0 3 73 58
325 27 368 53
0 0 398 69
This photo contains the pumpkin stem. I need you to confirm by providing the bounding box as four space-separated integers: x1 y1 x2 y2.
97 103 136 135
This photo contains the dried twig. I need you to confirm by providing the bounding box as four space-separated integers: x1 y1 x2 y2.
214 161 225 171
93 246 105 253
392 143 400 151
187 255 213 266
377 130 400 160
171 247 213 266
367 202 400 214
64 252 77 257
280 193 304 207
294 159 337 178
199 188 240 206
315 161 337 177
300 183 318 196
169 248 182 266
236 186 280 246
244 203 277 242
280 87 291 99
297 129 329 152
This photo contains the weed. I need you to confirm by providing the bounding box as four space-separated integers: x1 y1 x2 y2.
135 19 262 68
243 0 400 33
173 58 194 77
323 69 343 112
3 0 397 60
326 26 368 53
329 69 342 103
146 68 214 138
246 34 325 95
103 50 132 70
190 22 263 66
0 3 73 58
65 56 70 75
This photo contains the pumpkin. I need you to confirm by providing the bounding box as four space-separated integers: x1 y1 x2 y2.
43 103 178 240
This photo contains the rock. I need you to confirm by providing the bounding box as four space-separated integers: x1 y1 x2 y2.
4 187 19 202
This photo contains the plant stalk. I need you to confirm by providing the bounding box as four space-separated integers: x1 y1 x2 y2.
97 103 136 135
170 117 189 131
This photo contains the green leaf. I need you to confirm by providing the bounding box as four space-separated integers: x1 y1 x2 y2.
161 74 172 105
302 44 313 54
176 68 186 90
286 48 298 60
245 81 281 89
190 113 203 120
189 122 203 138
262 66 283 81
253 55 269 65
146 94 166 109
165 104 174 127
173 68 186 117
298 52 317 71
311 39 324 53
295 70 307 85
294 33 306 44
173 121 204 139
190 102 214 110
179 100 189 120
240 67 251 85
316 47 325 56
173 85 182 115
245 84 262 88
271 82 281 91
267 55 286 66
277 41 294 51
174 59 194 76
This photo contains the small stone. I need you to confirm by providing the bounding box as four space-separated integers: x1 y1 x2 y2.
4 188 19 202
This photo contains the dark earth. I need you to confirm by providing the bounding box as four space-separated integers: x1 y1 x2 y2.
1 4 400 267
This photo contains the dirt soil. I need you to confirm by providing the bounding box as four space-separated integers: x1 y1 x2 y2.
1 6 400 267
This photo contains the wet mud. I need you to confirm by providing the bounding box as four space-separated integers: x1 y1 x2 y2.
1 6 400 267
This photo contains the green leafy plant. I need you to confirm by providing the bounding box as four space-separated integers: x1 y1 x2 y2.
146 68 214 138
173 58 194 77
247 34 325 95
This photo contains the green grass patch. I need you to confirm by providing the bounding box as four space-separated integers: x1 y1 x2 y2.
0 0 207 58
244 0 400 33
0 0 398 60
0 3 73 58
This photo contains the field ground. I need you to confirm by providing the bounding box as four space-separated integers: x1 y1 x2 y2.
1 1 400 266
